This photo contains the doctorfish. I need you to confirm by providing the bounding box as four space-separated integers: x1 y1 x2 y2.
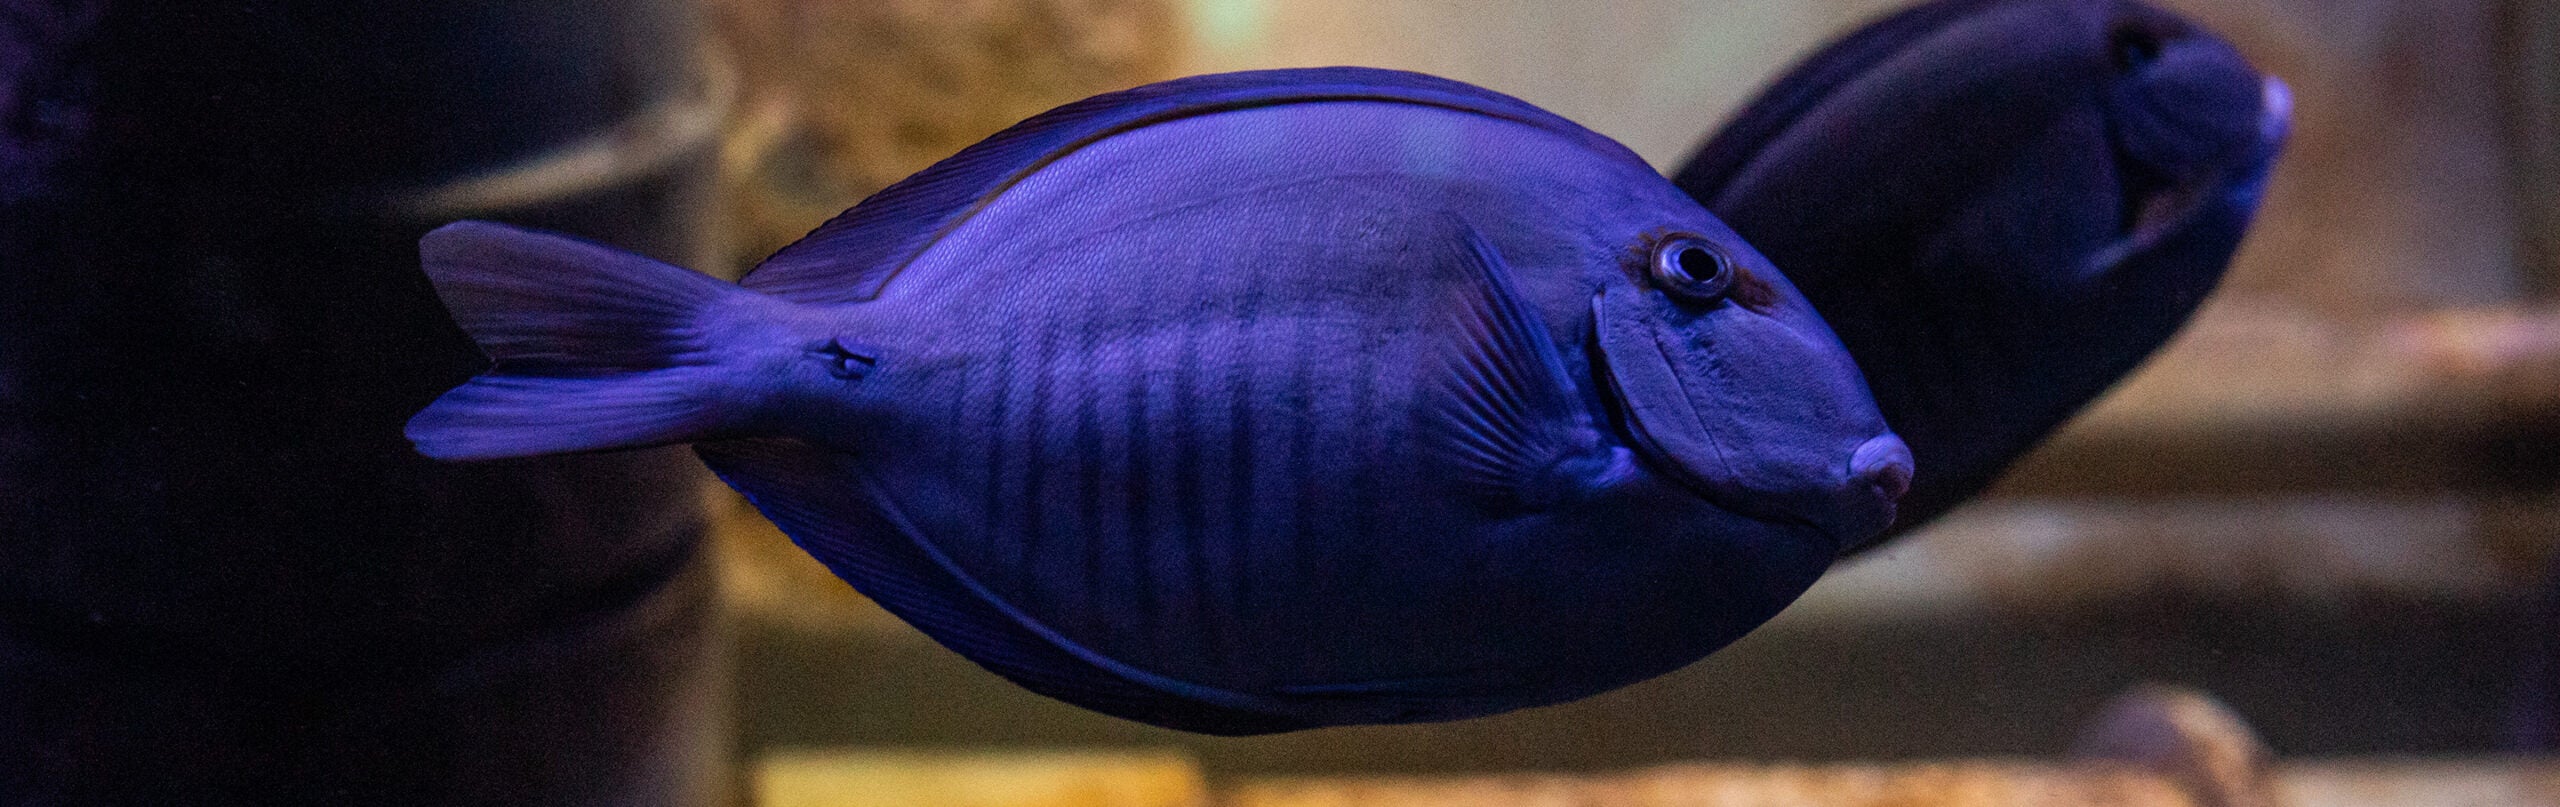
1673 0 2288 548
404 68 1911 735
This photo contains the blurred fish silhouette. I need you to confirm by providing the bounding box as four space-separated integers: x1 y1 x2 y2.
406 68 1909 734
1675 0 2288 547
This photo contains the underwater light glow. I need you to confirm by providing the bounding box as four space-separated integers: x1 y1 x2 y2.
1188 0 1272 54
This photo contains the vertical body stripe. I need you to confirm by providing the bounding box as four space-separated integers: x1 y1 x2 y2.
1172 313 1222 667
1121 326 1157 652
1069 316 1107 639
1221 275 1264 679
1019 325 1058 600
980 325 1018 579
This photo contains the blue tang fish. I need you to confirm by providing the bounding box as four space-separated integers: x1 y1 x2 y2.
406 68 1910 734
1674 0 2287 548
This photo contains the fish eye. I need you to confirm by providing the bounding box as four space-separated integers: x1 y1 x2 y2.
2110 25 2163 72
1649 235 1736 304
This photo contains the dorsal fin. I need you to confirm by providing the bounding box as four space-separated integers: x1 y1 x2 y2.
741 67 1641 305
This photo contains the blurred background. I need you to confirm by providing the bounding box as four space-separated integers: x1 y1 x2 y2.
1 0 2552 804
703 0 2560 801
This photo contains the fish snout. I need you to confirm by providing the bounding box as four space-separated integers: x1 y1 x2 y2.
1820 433 1912 550
1850 433 1914 504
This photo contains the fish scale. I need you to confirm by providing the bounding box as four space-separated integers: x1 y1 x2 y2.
402 67 1907 734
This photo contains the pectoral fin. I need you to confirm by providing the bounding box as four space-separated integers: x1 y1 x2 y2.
1426 226 1632 511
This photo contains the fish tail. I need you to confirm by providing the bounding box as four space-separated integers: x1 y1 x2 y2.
406 220 746 461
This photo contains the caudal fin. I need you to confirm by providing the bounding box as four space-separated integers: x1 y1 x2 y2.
407 221 739 461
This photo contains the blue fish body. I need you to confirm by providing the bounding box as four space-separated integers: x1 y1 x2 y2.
405 68 1908 734
1674 0 2288 547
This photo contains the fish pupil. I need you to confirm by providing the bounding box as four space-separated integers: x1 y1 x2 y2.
2109 26 2163 73
1676 247 1720 284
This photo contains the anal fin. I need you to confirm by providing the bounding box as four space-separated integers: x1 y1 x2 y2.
694 438 1319 735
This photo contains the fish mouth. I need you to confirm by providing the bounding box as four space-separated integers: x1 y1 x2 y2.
1839 433 1912 543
